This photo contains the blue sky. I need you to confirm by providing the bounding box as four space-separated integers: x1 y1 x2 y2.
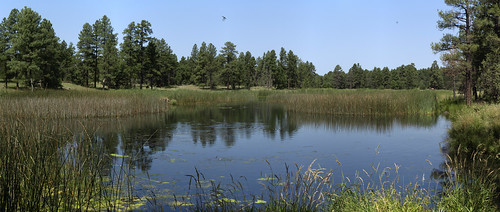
1 0 450 75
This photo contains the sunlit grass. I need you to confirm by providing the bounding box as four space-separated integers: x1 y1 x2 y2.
1 84 450 118
0 119 142 211
266 89 441 115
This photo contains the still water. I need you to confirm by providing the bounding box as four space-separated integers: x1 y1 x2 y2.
82 103 449 207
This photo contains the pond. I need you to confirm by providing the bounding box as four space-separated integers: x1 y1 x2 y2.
73 103 450 209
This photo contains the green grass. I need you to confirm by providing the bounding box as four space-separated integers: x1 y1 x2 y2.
266 89 442 115
447 103 500 158
0 119 143 211
0 86 448 118
3 85 498 211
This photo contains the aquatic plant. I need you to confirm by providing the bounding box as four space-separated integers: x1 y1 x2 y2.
0 119 142 211
266 89 439 115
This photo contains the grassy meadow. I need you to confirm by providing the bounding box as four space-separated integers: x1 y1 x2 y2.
1 84 499 211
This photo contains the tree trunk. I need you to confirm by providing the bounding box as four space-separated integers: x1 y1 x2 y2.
465 3 472 106
465 68 473 105
86 68 89 87
453 75 456 99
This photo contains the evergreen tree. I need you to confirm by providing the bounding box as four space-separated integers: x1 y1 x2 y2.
0 8 19 88
274 47 288 89
8 7 62 90
77 23 95 87
347 63 364 89
219 41 238 89
193 42 208 86
135 20 153 89
331 65 345 89
120 22 138 88
241 51 256 89
380 67 391 89
145 38 159 89
429 61 445 89
433 0 477 105
287 50 298 89
37 19 62 88
186 43 198 84
298 61 316 88
95 15 119 89
262 50 277 88
441 49 463 98
476 0 500 101
155 38 177 87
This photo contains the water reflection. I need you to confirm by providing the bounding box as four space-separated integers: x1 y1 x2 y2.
43 103 440 173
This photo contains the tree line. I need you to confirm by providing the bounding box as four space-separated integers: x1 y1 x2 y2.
1 4 498 102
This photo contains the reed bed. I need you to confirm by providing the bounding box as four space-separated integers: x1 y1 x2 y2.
0 90 168 118
266 89 438 115
447 104 500 158
0 119 141 211
162 88 259 105
435 151 500 212
0 88 443 119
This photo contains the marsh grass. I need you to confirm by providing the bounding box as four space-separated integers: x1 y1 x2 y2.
261 160 334 211
176 159 436 212
172 152 499 212
0 119 143 211
447 104 500 158
435 149 500 212
0 90 168 118
0 87 446 119
173 168 260 212
266 89 440 115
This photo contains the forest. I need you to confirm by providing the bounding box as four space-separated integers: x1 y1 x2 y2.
0 1 499 103
0 7 463 93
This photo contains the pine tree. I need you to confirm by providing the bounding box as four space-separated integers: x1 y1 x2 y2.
136 20 153 89
119 22 137 88
287 50 298 89
95 15 119 89
0 8 19 88
8 7 43 90
77 23 95 87
219 41 238 89
37 19 62 88
274 47 287 89
433 0 478 105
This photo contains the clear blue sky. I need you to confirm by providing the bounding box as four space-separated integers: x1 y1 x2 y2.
1 0 450 75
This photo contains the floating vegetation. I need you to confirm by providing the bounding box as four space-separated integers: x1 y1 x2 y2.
257 177 278 181
168 201 194 207
110 153 129 158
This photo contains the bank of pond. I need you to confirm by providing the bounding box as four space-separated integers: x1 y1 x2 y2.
0 89 498 211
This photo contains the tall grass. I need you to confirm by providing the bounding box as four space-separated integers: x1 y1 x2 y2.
0 88 445 118
0 90 168 118
266 89 439 115
447 104 500 158
0 119 141 211
262 161 333 211
435 151 500 211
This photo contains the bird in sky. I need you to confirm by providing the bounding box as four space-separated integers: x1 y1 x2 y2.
222 16 227 21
